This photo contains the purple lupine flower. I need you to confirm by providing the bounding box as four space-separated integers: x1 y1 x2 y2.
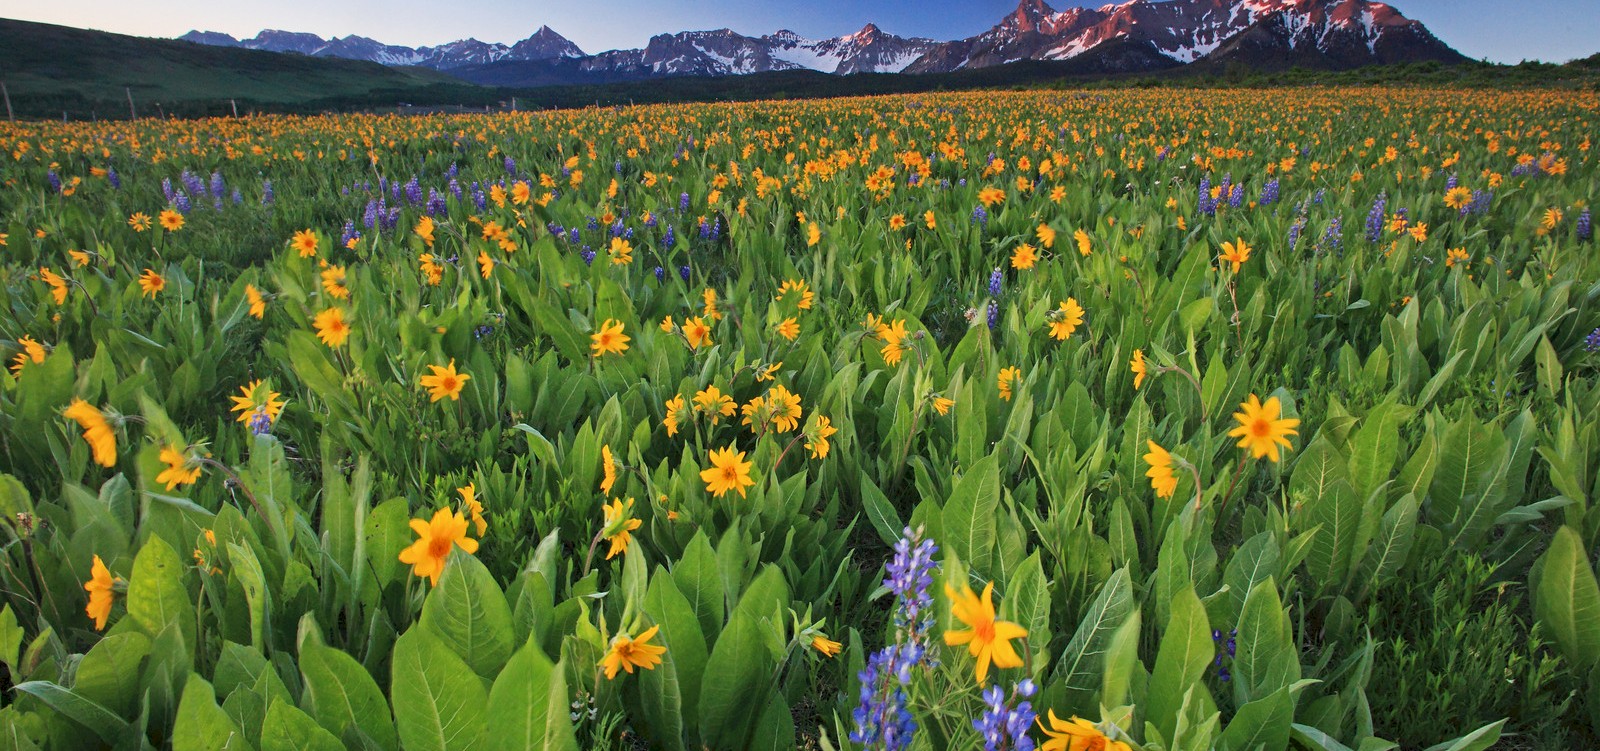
611 219 626 238
1313 189 1325 205
644 212 658 228
174 192 192 215
404 177 423 206
654 266 665 283
664 224 677 248
1260 178 1279 207
426 189 447 217
1197 175 1214 217
852 527 941 750
1445 173 1458 191
232 188 242 205
679 265 691 281
581 248 596 266
447 162 459 179
1585 328 1600 352
474 325 495 340
363 199 380 229
503 155 516 175
1288 214 1307 249
614 160 622 174
473 185 487 212
586 216 600 231
987 301 999 330
679 192 691 211
210 171 225 199
382 206 399 232
340 221 359 248
971 205 988 228
46 170 61 193
162 178 175 203
1229 184 1244 208
213 197 224 211
106 167 120 189
569 228 581 244
972 681 1037 751
908 172 921 186
1321 216 1343 253
1156 146 1170 161
262 180 274 205
248 411 273 436
1366 193 1387 243
449 178 462 201
989 269 1003 298
181 170 204 197
1577 209 1591 241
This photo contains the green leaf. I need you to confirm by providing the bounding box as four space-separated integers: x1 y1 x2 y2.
364 498 411 589
643 573 708 747
1534 526 1600 671
72 632 151 718
483 641 578 751
698 612 774 750
127 536 195 653
1360 493 1420 592
0 606 20 675
12 681 131 745
1146 584 1211 743
227 542 270 651
858 472 903 547
1430 412 1507 545
672 532 725 645
391 627 488 751
1348 403 1410 499
420 552 515 681
1003 552 1050 670
298 641 398 751
1294 436 1358 591
1234 578 1296 705
1218 688 1292 751
748 693 795 751
1054 568 1133 712
942 452 1000 577
1420 719 1505 751
172 674 251 751
260 700 344 751
1100 610 1141 709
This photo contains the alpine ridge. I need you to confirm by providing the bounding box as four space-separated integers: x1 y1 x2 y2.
176 0 1466 86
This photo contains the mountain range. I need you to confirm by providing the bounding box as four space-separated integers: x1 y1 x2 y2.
179 0 1467 87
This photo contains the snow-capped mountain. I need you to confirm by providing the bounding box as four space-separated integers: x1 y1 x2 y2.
177 26 585 69
905 0 1462 72
177 0 1464 85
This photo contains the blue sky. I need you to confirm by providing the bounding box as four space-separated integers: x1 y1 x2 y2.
0 0 1593 64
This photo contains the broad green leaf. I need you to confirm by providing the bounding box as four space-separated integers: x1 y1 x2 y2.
172 674 251 751
483 642 578 751
298 642 397 751
643 573 709 747
673 531 725 645
127 536 195 652
72 632 150 718
1294 436 1357 592
1055 569 1133 712
12 681 130 745
698 612 774 750
420 552 515 681
390 627 488 751
260 700 344 751
1218 688 1292 751
1534 526 1600 671
1419 719 1505 751
942 452 1000 577
1146 585 1211 744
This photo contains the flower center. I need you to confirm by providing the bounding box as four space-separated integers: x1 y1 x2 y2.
428 535 452 559
976 619 995 643
721 466 738 482
1251 418 1272 438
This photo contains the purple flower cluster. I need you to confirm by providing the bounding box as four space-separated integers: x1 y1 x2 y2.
1365 193 1387 243
971 205 988 228
107 167 120 190
1320 216 1344 254
1578 209 1592 241
973 681 1037 751
1197 176 1215 217
247 411 273 436
852 528 940 750
1586 327 1600 353
988 301 999 330
1260 178 1280 207
1212 628 1237 682
989 268 1003 298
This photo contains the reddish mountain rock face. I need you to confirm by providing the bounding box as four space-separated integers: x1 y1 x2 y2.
178 0 1465 84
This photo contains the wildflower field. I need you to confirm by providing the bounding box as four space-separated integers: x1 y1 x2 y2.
1 86 1598 750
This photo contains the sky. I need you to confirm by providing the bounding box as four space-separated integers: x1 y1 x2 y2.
0 0 1594 64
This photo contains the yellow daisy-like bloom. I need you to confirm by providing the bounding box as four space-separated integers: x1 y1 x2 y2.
609 237 633 266
591 319 630 357
600 625 666 679
777 279 814 310
313 307 351 348
811 635 842 658
767 385 803 433
69 250 91 268
11 335 46 375
245 284 266 319
138 269 166 298
1543 207 1564 229
419 359 470 402
1445 248 1470 268
1409 223 1428 243
1074 229 1092 256
806 415 838 459
128 212 152 232
601 497 643 560
158 209 184 232
694 386 737 424
40 267 69 305
1130 349 1147 390
320 265 349 300
1144 440 1179 499
459 483 486 537
1443 186 1472 211
229 379 285 426
683 317 712 350
1219 237 1251 272
660 315 676 333
977 186 1005 207
663 395 690 437
512 181 531 205
1227 394 1301 463
932 396 955 416
943 581 1027 685
888 214 907 230
998 366 1020 401
414 216 436 247
776 317 800 341
1038 711 1132 751
806 222 821 247
155 444 202 490
64 399 117 467
1011 243 1038 270
924 210 936 229
1037 223 1056 249
84 555 116 631
397 507 479 587
291 229 319 258
598 444 620 496
702 288 723 321
1048 299 1085 341
700 445 755 498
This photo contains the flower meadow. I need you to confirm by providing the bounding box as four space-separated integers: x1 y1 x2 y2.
1 86 1598 750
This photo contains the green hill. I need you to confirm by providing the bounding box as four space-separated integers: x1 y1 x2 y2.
0 17 479 119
